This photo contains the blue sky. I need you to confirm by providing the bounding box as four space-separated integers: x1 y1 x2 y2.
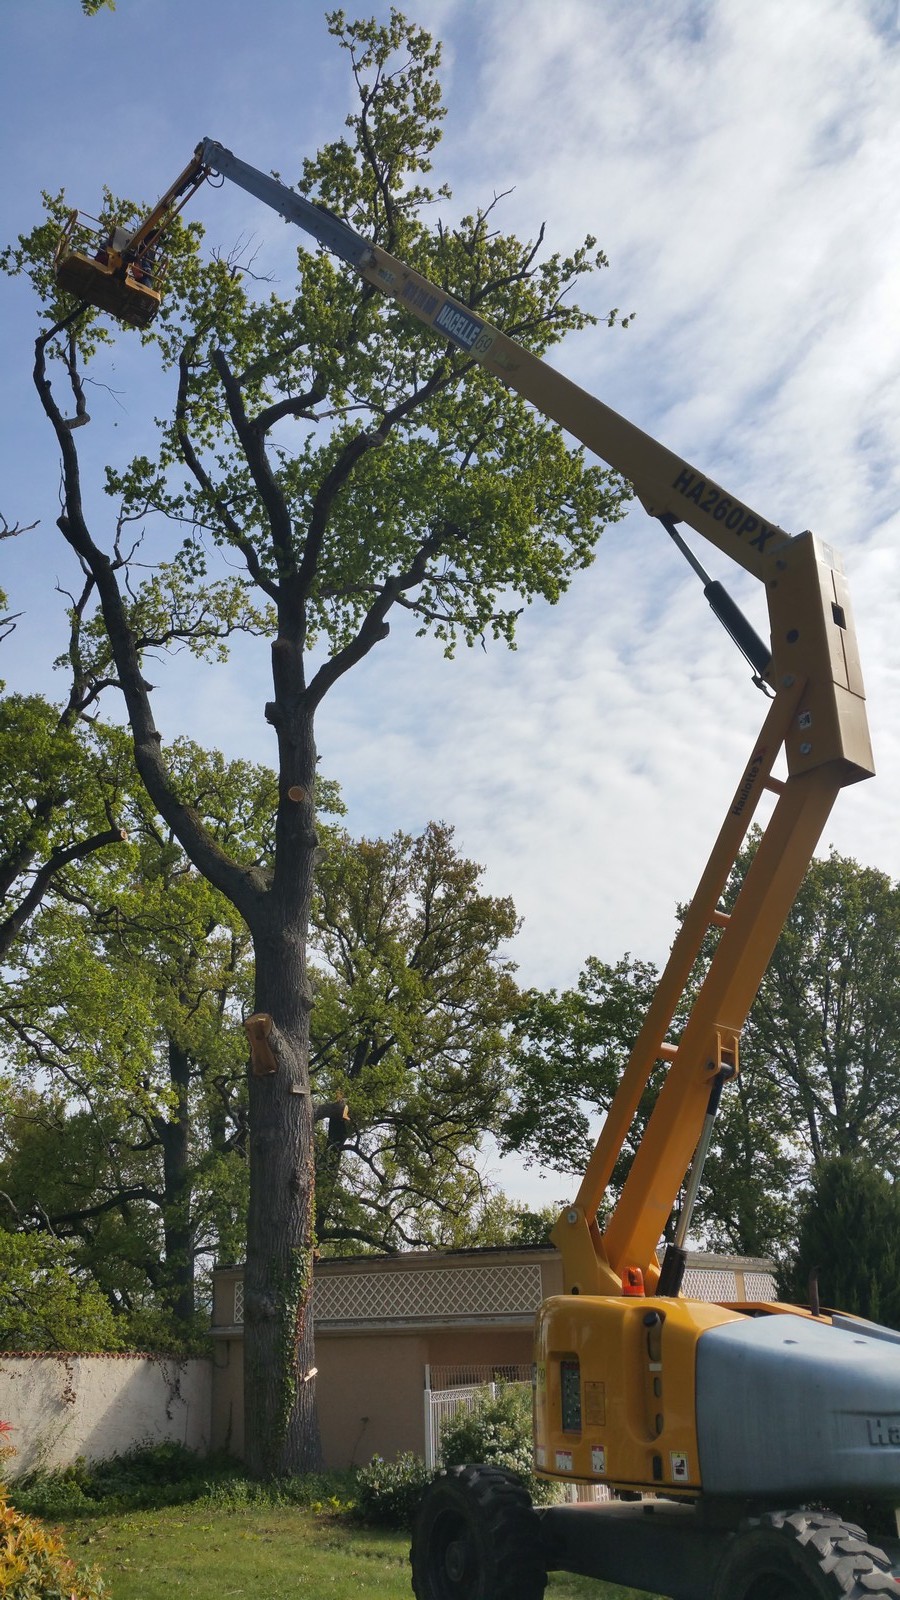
2 0 900 1205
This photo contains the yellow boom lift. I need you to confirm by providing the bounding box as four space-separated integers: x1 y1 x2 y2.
56 143 900 1599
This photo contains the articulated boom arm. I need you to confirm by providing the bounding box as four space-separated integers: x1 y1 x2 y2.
76 139 872 1301
197 140 786 583
191 141 874 1297
192 140 874 1297
123 152 210 259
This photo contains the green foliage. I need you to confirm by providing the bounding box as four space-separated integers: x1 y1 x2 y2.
81 0 115 13
353 1451 431 1529
0 732 262 1346
10 1444 201 1518
506 845 900 1262
311 820 523 1251
0 1231 122 1352
439 1195 558 1250
439 1384 558 1504
738 847 900 1170
503 955 663 1188
701 843 900 1256
0 691 131 964
0 782 524 1333
779 1156 900 1328
0 1488 105 1598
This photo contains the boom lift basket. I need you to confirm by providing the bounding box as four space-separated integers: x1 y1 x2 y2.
54 210 163 328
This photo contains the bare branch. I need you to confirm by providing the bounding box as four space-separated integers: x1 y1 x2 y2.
0 513 39 542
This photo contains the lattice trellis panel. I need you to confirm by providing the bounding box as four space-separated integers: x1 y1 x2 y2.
742 1269 777 1301
314 1263 544 1322
228 1262 777 1325
682 1267 737 1301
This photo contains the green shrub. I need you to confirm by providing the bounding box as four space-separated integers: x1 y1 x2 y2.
0 1488 105 1598
10 1441 243 1518
353 1451 432 1529
439 1384 559 1504
10 1443 360 1521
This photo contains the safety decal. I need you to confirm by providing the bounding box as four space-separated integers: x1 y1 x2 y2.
534 1446 547 1468
584 1380 606 1427
591 1446 606 1475
555 1450 573 1473
670 1452 690 1482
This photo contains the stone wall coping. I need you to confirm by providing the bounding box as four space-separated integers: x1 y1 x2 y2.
214 1247 774 1278
0 1350 198 1362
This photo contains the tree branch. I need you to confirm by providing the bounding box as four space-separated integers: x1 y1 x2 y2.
175 348 280 603
305 520 451 709
212 347 296 577
33 324 267 928
0 825 127 964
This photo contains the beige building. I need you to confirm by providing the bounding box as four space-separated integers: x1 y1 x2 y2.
211 1246 776 1469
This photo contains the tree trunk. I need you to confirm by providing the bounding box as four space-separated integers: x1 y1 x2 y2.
242 695 323 1476
243 917 322 1474
158 1037 196 1328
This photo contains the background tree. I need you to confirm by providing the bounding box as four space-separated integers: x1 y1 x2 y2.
502 955 666 1225
779 1156 900 1330
703 845 900 1257
0 1225 122 1352
0 733 267 1348
730 844 900 1177
503 846 900 1262
310 820 521 1253
0 690 128 963
5 10 630 1472
0 758 524 1341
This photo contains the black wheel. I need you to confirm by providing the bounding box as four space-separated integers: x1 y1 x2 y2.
711 1510 899 1599
409 1463 547 1600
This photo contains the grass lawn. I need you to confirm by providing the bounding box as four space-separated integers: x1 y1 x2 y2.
60 1502 661 1599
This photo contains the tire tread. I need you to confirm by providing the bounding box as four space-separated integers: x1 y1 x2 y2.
713 1509 899 1598
410 1463 546 1600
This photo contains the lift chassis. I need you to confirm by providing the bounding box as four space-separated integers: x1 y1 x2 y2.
55 141 900 1599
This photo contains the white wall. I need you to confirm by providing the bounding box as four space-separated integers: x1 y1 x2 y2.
0 1353 212 1475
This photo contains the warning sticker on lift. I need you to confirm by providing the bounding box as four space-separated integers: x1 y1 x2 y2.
534 1446 546 1468
584 1381 606 1427
591 1446 606 1475
555 1450 573 1473
670 1452 690 1482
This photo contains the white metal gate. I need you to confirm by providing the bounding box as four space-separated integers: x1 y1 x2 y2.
422 1371 608 1502
424 1379 516 1471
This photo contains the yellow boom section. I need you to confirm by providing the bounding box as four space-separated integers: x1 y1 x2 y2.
189 142 875 1296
